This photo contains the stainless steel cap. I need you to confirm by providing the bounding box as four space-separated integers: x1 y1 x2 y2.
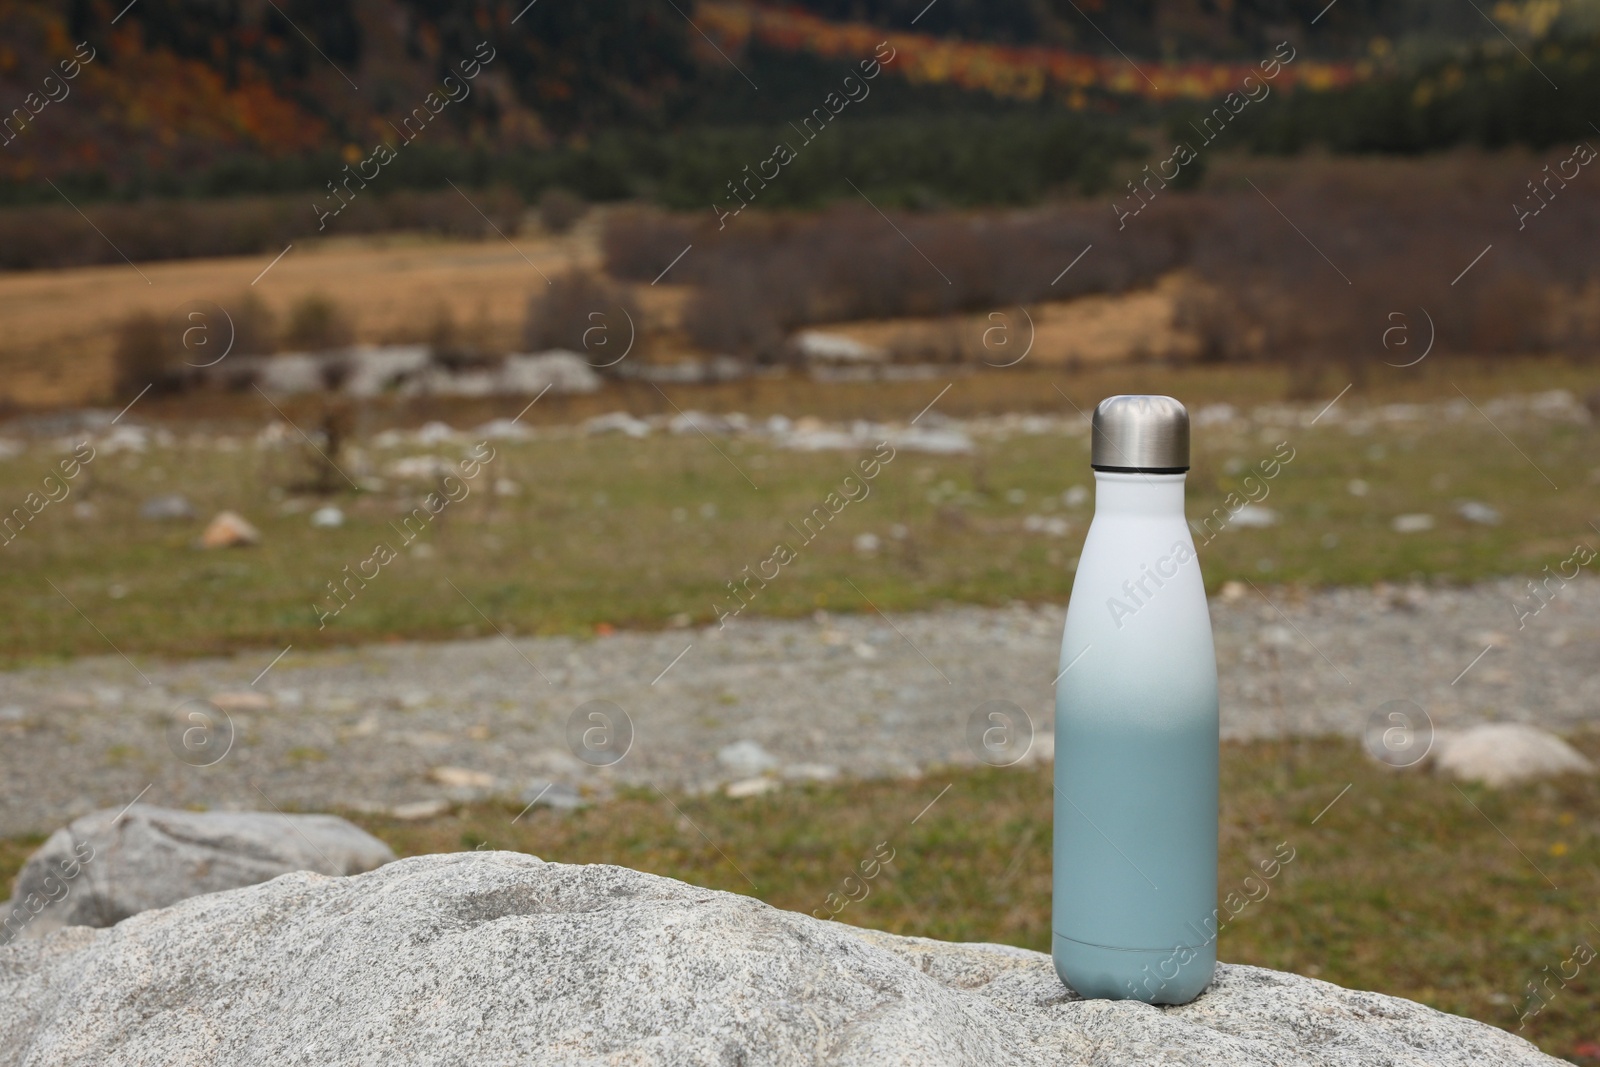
1091 395 1190 472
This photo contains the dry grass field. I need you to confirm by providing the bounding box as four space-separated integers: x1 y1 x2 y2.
0 208 1195 409
0 223 599 408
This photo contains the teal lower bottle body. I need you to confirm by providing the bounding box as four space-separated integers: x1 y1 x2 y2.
1052 932 1216 1004
1052 713 1218 1004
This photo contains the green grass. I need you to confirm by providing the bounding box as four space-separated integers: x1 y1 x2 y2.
1 362 1595 666
5 740 1585 1057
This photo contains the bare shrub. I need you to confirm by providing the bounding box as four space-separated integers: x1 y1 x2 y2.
683 270 789 363
524 270 643 373
601 207 699 282
538 188 589 235
111 313 185 397
623 157 1597 371
224 291 278 356
284 295 355 352
667 198 1193 364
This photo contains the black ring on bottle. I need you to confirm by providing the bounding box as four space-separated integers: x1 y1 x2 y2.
1091 465 1190 474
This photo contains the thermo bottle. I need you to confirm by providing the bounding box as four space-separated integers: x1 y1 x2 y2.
1052 394 1218 1005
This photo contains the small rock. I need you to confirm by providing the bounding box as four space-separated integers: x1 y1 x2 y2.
781 763 840 781
1431 723 1595 788
1062 485 1089 507
413 421 458 445
1391 514 1435 534
209 690 272 712
584 412 651 438
199 511 260 548
716 739 778 778
139 494 196 521
1230 505 1277 529
725 777 782 798
793 330 887 363
1 805 392 940
1456 501 1501 526
390 799 451 821
1257 625 1295 650
1219 580 1247 602
891 428 976 455
1347 479 1369 497
853 533 880 556
427 766 497 790
520 780 586 811
310 505 344 528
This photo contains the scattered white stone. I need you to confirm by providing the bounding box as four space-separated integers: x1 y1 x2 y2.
96 425 149 454
475 418 532 441
310 505 344 528
1456 501 1501 526
413 421 459 445
725 776 782 798
139 494 195 521
1230 505 1278 529
1257 625 1296 650
853 533 880 556
1347 479 1369 497
209 691 272 712
1023 514 1071 536
387 455 456 480
778 425 859 451
521 780 586 811
792 330 887 363
1431 723 1595 787
498 351 602 395
341 345 431 397
1193 403 1237 427
716 739 778 778
427 766 497 790
890 427 976 455
1392 514 1435 533
585 412 651 438
390 799 450 820
1062 485 1089 507
782 763 840 781
254 353 325 395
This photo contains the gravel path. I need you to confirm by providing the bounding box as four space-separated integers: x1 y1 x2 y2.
1 577 1596 836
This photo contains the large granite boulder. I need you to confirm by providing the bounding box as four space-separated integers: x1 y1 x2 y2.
0 852 1567 1066
1 804 393 942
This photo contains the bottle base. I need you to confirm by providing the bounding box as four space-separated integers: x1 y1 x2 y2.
1052 932 1215 1005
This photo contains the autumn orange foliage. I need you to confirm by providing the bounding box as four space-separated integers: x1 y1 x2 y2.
696 0 1363 103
